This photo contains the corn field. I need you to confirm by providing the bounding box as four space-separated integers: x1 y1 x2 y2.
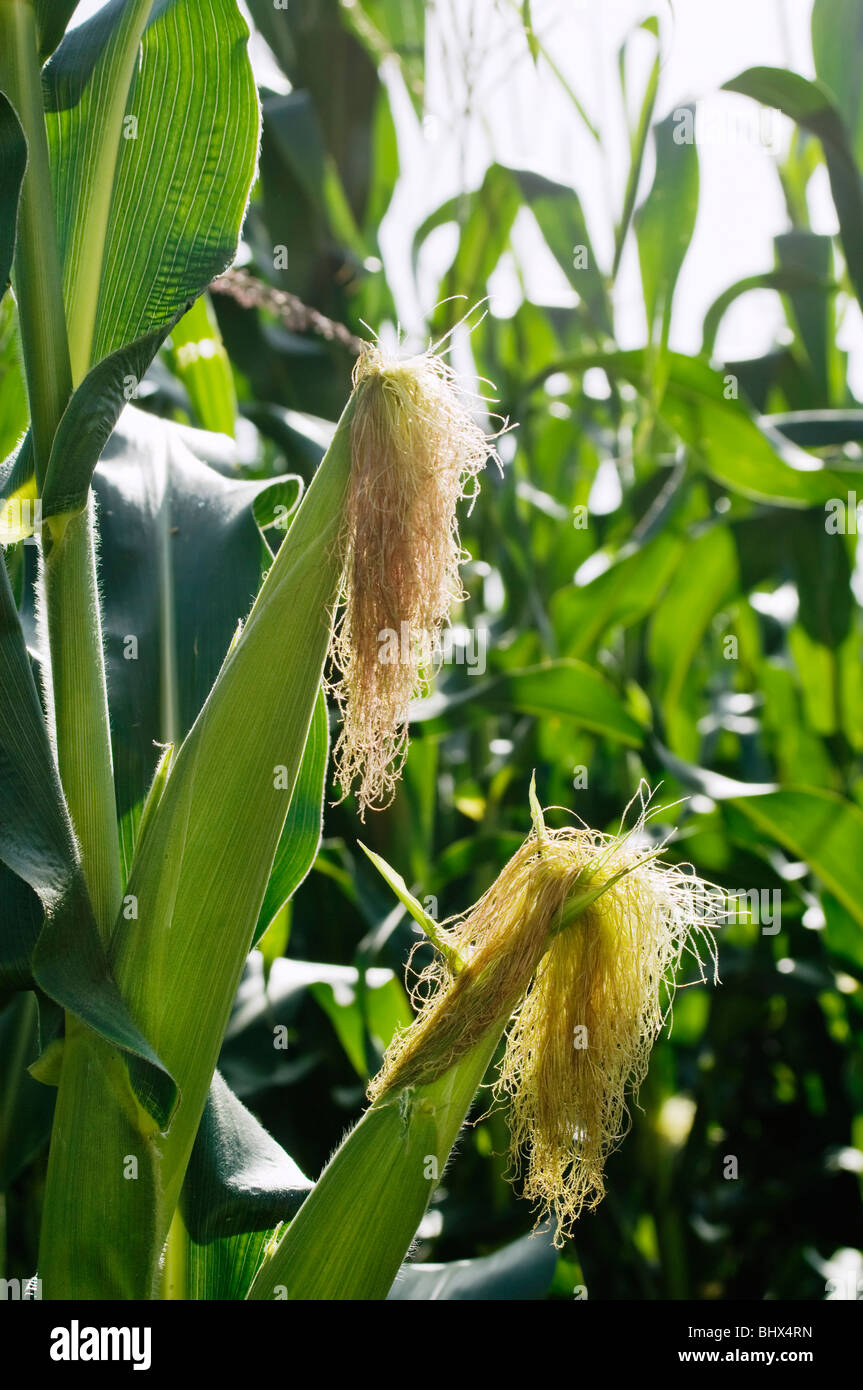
0 0 862 1340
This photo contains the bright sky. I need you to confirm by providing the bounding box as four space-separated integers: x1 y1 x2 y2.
69 0 862 392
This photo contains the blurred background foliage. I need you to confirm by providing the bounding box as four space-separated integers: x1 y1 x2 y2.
3 0 863 1300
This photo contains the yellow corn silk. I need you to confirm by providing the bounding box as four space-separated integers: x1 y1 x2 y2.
329 343 498 816
369 795 721 1243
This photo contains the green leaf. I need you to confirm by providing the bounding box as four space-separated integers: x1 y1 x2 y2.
530 350 863 506
727 788 863 930
723 67 863 310
0 993 54 1188
220 954 408 1099
165 293 237 436
648 526 739 742
791 511 852 650
309 969 411 1080
767 409 863 447
510 168 612 336
417 164 612 337
181 1071 312 1300
635 107 699 349
654 744 777 801
411 659 646 747
91 405 302 870
388 1227 558 1299
811 0 863 167
33 1 80 62
613 16 661 279
551 532 684 657
820 894 863 977
37 0 259 517
253 689 329 946
0 556 175 1121
356 842 441 945
0 92 26 294
0 299 28 467
522 1 540 63
416 164 523 332
700 267 837 360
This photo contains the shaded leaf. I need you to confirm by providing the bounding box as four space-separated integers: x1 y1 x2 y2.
388 1226 558 1300
0 993 55 1188
0 557 175 1123
182 1070 312 1300
92 405 301 869
0 93 26 295
34 1 80 62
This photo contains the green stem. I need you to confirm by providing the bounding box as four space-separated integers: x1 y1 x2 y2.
0 0 72 486
41 501 123 939
0 5 120 934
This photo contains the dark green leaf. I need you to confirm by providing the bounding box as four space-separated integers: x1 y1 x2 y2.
0 557 175 1123
91 405 302 870
34 1 80 62
0 992 55 1187
345 0 426 114
775 231 836 399
388 1226 558 1299
182 1070 312 1300
0 93 26 294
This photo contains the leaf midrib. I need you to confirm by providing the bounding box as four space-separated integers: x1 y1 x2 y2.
63 0 153 385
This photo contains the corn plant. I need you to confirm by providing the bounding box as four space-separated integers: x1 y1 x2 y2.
4 0 861 1307
0 0 726 1302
